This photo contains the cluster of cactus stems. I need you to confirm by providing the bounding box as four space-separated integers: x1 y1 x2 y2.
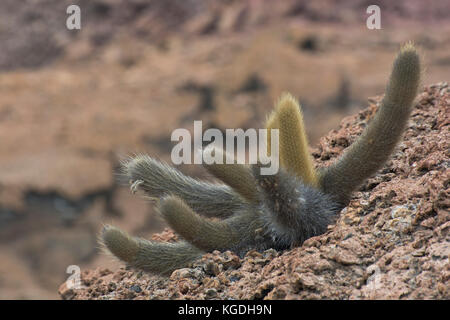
100 43 421 275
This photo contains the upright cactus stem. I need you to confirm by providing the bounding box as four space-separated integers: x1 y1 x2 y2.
267 93 319 187
318 43 421 205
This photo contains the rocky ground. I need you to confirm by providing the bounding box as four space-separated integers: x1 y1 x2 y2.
1 0 449 299
60 82 449 300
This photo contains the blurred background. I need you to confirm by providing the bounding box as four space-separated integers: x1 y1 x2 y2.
0 0 449 299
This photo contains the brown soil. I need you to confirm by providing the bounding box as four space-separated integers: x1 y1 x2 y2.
60 82 449 300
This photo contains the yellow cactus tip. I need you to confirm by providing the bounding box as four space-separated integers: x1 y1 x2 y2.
400 41 417 53
276 92 299 111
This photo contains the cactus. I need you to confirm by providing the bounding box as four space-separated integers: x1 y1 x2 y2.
101 44 421 276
